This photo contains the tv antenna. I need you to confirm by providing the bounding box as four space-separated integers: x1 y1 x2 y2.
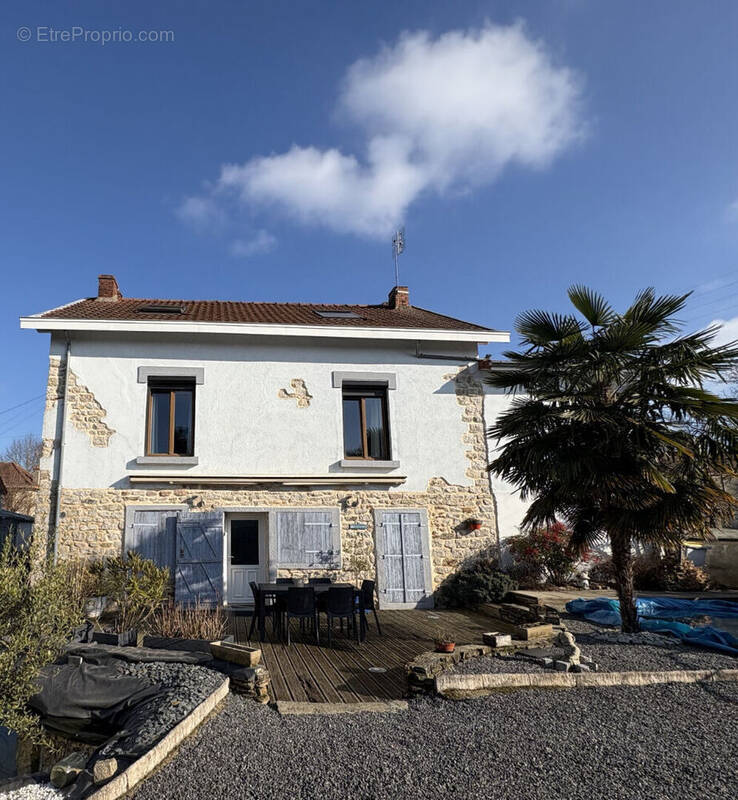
392 228 405 287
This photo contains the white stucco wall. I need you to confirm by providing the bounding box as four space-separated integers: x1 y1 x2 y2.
483 385 532 545
48 332 482 493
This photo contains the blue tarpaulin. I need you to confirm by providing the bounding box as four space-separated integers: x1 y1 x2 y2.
565 596 738 655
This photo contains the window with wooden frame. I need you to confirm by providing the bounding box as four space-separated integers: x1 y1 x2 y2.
146 379 195 456
341 384 390 460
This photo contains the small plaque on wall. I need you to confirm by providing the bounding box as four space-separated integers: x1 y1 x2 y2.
348 523 369 530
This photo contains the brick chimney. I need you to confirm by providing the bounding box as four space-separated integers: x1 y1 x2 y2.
388 285 409 309
97 274 122 301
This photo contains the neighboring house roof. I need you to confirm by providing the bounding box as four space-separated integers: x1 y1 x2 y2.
0 462 36 494
21 275 509 344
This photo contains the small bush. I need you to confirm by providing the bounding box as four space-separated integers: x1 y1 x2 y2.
436 558 517 609
0 541 83 745
633 552 712 592
587 555 615 587
507 522 582 586
90 552 169 633
147 599 228 641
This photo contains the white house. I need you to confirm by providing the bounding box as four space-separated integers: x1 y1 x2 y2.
22 275 525 608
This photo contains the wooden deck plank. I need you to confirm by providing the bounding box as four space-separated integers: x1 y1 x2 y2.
296 638 361 704
229 608 488 705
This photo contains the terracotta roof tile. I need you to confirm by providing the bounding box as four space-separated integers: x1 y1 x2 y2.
37 297 496 333
0 462 36 491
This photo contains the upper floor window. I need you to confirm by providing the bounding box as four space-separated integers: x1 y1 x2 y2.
342 385 389 460
146 380 195 456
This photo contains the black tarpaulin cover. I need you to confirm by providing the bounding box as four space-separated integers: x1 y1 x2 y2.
29 664 161 741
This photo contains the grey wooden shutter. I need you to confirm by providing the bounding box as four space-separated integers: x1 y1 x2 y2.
124 510 178 572
380 512 406 604
175 511 224 606
304 511 334 566
399 512 426 605
376 510 432 608
275 509 340 568
275 511 304 566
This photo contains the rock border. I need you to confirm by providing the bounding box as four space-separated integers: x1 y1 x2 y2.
87 676 230 800
436 668 738 699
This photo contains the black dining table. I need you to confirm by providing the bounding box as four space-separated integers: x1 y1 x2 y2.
256 582 363 642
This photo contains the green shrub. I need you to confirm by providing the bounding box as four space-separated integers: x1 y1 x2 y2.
0 542 83 745
435 558 516 608
91 552 169 633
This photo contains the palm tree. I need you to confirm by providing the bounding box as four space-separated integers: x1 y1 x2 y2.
488 287 738 631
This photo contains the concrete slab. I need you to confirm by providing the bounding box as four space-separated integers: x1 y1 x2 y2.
276 700 408 716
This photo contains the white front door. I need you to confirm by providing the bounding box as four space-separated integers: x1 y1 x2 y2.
226 516 264 605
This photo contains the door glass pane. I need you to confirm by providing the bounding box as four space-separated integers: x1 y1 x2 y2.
150 391 170 454
173 390 193 455
231 520 259 565
342 398 363 457
364 396 387 459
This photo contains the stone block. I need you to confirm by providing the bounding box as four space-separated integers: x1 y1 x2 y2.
93 757 121 783
483 632 512 648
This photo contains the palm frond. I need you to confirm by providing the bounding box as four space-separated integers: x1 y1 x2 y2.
515 310 583 345
568 285 614 327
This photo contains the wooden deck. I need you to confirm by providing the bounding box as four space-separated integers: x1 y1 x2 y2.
229 608 492 704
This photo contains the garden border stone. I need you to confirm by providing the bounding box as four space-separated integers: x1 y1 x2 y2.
276 700 408 715
86 675 230 800
436 668 738 699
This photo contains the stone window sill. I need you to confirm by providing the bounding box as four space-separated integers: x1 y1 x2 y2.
134 456 199 466
339 459 400 469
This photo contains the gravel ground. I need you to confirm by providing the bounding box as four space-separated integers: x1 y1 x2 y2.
105 663 225 757
563 618 738 672
0 784 62 800
451 653 548 674
132 683 738 800
452 619 738 675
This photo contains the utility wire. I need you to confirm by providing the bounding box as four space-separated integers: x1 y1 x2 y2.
0 393 46 417
0 403 45 440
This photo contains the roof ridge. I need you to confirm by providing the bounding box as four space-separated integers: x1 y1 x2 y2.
110 297 385 308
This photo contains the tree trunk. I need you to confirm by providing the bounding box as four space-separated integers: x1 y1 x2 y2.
610 531 639 632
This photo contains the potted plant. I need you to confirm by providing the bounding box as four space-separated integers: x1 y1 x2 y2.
466 518 483 531
434 630 456 653
90 552 169 646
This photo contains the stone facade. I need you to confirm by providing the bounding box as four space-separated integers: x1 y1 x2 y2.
66 370 116 447
277 378 313 408
45 365 499 595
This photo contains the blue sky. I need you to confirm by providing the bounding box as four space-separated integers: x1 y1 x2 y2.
2 0 738 450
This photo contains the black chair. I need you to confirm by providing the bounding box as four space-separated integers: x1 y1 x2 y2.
247 581 277 641
285 586 319 645
308 577 332 585
359 579 382 638
276 578 295 584
325 586 359 646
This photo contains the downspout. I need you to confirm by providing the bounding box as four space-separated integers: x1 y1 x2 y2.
52 334 71 563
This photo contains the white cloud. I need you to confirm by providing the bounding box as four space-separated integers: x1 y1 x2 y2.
182 22 585 239
708 316 738 347
176 195 226 230
229 230 277 258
